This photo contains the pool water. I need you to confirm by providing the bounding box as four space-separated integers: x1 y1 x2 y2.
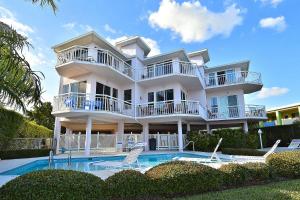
0 153 221 175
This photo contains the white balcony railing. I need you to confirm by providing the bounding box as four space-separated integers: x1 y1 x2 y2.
56 46 133 78
53 93 133 116
206 71 262 87
207 104 266 120
136 100 205 117
137 61 200 80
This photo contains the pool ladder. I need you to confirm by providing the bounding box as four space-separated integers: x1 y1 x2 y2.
67 150 72 166
184 141 195 151
48 150 54 168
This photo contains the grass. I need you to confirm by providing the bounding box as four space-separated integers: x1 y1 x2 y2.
175 179 300 200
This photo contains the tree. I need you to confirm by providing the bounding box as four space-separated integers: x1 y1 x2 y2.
27 102 55 130
0 0 57 112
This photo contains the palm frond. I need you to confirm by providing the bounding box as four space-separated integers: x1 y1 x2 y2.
31 0 58 13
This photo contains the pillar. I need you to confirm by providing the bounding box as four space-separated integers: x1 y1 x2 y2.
116 121 124 152
276 111 282 125
243 121 249 133
85 117 92 156
177 119 183 152
187 123 191 132
298 106 300 117
142 122 149 151
54 117 61 154
206 123 211 134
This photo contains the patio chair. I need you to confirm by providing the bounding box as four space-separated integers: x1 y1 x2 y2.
174 138 223 163
90 143 146 168
287 139 300 150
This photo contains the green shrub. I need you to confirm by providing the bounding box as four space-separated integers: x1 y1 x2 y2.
18 120 53 138
222 148 266 156
145 161 223 197
0 170 104 200
104 170 153 200
242 162 270 182
219 163 249 187
266 151 300 178
0 149 51 160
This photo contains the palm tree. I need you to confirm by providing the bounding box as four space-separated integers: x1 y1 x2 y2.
0 0 57 112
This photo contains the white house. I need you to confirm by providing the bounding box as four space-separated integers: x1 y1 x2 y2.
52 31 266 155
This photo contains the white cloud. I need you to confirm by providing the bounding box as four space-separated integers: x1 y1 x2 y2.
148 0 243 43
62 22 76 30
107 36 161 56
256 87 289 99
0 6 34 36
259 16 286 32
104 24 117 34
258 0 283 7
62 22 94 33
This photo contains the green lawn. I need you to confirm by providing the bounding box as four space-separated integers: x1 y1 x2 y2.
175 179 300 200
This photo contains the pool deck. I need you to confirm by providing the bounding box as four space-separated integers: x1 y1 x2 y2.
0 150 258 187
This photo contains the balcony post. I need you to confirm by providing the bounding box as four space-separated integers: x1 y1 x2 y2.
243 121 249 133
53 117 61 154
177 119 183 152
206 123 211 134
173 59 180 74
116 121 124 152
84 116 92 156
187 123 191 132
142 122 149 151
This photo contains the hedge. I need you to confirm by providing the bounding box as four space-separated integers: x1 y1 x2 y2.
145 161 223 197
222 148 266 156
266 151 300 178
18 120 52 138
103 170 153 200
0 149 51 160
187 129 259 152
0 170 105 200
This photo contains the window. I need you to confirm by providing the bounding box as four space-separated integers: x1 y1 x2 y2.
113 88 118 98
70 81 86 93
62 84 69 94
210 97 218 113
104 85 111 96
165 89 174 102
208 73 216 86
226 69 236 84
96 82 112 96
148 92 154 103
124 89 132 103
181 91 186 101
227 95 238 118
126 60 132 66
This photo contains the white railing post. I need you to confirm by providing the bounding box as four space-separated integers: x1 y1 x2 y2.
96 132 100 149
157 132 160 150
78 132 81 152
168 132 171 150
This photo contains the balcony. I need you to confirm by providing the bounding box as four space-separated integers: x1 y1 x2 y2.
205 71 262 93
56 46 133 80
207 104 266 120
136 100 206 118
52 93 133 118
137 61 205 89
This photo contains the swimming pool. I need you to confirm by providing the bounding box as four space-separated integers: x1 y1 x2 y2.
0 153 226 175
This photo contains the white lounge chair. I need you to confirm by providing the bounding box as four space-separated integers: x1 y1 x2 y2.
288 139 300 150
90 143 146 168
174 138 223 163
234 140 281 163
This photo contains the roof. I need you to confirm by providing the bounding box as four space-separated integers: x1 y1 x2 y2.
52 31 128 60
143 49 190 65
115 36 151 56
187 49 210 63
267 102 300 112
205 60 250 73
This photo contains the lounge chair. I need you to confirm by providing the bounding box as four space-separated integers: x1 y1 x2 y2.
287 139 300 150
90 143 146 168
174 138 223 163
233 140 281 163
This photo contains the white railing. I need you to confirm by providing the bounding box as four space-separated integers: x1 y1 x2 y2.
136 100 205 117
149 133 187 150
53 93 133 116
56 46 133 78
206 71 262 87
207 104 266 120
137 61 199 80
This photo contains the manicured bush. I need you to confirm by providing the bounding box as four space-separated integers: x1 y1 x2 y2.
219 163 249 187
18 120 53 138
242 162 270 182
145 161 223 197
266 151 300 178
222 148 266 156
103 170 153 200
0 170 104 200
0 149 51 160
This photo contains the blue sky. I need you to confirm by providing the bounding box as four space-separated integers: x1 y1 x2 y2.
0 0 299 109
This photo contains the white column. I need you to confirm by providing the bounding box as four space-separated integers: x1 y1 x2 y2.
86 75 97 108
116 121 124 152
142 122 149 151
243 121 249 133
85 117 92 156
54 117 61 154
65 128 70 150
206 123 211 134
177 119 183 152
187 123 191 132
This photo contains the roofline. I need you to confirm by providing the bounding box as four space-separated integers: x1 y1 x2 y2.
115 36 151 55
188 49 210 63
267 102 300 112
206 60 250 71
51 31 127 58
144 49 189 61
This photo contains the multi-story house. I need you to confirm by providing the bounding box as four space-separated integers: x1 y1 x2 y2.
52 32 266 155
